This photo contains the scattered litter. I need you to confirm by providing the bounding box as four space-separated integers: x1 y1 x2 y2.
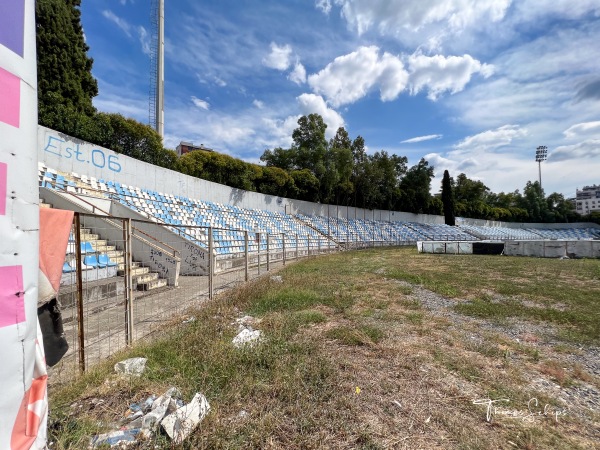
114 357 147 376
270 275 283 283
559 256 570 260
425 416 431 423
232 328 262 348
89 429 148 448
392 400 402 409
182 316 196 324
90 387 209 446
160 393 210 444
355 387 361 395
141 387 182 430
238 410 249 419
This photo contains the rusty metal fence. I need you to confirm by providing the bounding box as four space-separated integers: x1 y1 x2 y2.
49 212 347 384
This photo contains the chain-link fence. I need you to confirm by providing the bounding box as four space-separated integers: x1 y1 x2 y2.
49 212 346 384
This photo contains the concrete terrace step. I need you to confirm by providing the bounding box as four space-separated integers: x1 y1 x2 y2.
118 266 149 277
138 278 168 291
93 244 116 252
133 272 158 285
105 250 124 258
117 261 140 271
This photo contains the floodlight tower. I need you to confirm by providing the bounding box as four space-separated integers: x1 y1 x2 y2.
149 0 164 138
535 145 547 189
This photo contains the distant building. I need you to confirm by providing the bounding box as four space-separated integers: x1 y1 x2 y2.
575 185 600 215
176 141 213 156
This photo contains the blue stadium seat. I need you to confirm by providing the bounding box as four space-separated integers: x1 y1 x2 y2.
83 254 99 268
98 254 117 267
81 241 94 254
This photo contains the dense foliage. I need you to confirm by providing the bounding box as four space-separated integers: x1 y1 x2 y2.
441 170 455 226
36 2 586 223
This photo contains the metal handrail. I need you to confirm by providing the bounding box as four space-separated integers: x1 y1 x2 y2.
41 180 180 257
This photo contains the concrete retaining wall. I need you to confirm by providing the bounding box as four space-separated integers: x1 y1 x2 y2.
420 239 600 258
504 240 600 258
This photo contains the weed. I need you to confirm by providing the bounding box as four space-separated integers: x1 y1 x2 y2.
406 311 424 325
325 324 384 346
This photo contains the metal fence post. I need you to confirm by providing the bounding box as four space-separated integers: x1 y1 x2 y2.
296 233 299 260
266 232 270 271
244 230 249 282
282 232 286 266
208 227 213 300
307 234 311 257
123 218 134 345
257 233 261 275
74 213 85 373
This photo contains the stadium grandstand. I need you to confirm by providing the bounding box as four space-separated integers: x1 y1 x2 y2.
32 126 600 386
37 126 600 291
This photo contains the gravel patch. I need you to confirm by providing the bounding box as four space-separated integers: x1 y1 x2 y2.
393 278 600 422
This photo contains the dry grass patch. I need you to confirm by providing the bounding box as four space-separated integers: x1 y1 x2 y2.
48 247 599 449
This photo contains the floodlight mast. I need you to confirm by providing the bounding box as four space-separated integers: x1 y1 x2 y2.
149 0 164 138
156 0 164 138
535 145 548 190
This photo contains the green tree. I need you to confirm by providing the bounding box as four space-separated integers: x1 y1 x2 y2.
441 170 455 225
330 128 354 205
520 181 552 222
290 169 320 202
546 193 577 223
36 0 98 129
255 166 297 198
453 173 491 219
260 147 297 171
398 158 435 213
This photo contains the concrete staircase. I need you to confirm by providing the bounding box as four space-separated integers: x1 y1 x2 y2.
79 227 167 292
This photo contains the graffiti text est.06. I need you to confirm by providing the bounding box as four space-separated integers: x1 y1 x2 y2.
44 136 122 173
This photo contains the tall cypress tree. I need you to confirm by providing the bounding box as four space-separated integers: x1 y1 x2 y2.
36 0 98 128
441 170 456 226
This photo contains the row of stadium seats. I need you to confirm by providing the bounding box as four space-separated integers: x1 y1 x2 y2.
459 224 600 241
38 163 599 264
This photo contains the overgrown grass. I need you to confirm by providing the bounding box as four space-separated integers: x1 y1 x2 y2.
48 247 600 449
386 248 600 343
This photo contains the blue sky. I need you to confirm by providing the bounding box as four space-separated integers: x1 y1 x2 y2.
80 0 600 198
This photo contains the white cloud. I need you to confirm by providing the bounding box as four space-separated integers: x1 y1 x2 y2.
263 42 293 70
101 11 151 57
102 10 132 37
308 46 409 107
288 62 307 85
401 134 442 143
379 52 410 101
408 53 494 100
454 125 528 154
137 26 151 56
191 96 210 110
328 0 510 46
214 77 227 87
315 0 332 14
307 46 490 106
550 139 600 161
563 121 600 139
253 99 264 109
296 93 345 139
